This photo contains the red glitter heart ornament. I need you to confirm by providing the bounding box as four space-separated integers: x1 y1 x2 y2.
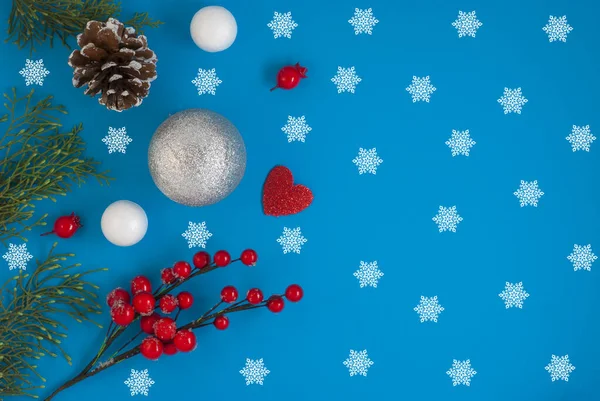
263 166 313 217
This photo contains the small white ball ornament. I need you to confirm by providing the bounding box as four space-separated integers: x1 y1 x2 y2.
190 6 237 52
101 200 148 247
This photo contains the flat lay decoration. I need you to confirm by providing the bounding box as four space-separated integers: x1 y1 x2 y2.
263 166 313 217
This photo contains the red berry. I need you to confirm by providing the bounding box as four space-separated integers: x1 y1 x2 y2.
285 284 303 302
106 288 130 307
140 313 160 334
159 294 178 314
221 285 238 303
267 296 285 313
132 292 156 316
154 317 177 342
246 288 264 305
161 268 177 285
163 342 178 355
177 292 194 310
173 261 192 279
213 315 229 330
193 251 210 269
140 337 163 360
110 302 135 326
173 330 196 352
214 250 231 267
41 212 82 238
240 249 258 266
270 63 308 91
131 276 151 295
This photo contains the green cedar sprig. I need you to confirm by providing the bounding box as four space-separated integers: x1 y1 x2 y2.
6 0 163 53
0 243 107 399
0 88 111 245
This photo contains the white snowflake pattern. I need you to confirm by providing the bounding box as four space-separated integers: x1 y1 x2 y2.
348 8 379 35
277 227 307 254
331 66 362 94
406 76 436 102
267 12 298 39
2 244 33 271
545 355 575 382
19 59 50 86
414 296 445 323
567 244 597 272
514 180 544 207
446 129 476 156
239 358 270 385
353 261 384 288
447 359 477 386
452 11 483 38
352 147 383 175
124 369 155 396
499 282 530 309
432 206 463 233
181 221 213 248
281 116 312 143
498 87 528 114
566 125 595 152
192 68 222 95
543 16 573 43
102 127 132 154
343 349 374 377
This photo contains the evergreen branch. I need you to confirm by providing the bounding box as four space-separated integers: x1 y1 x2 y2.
0 243 107 399
0 88 112 245
6 0 162 53
124 12 164 35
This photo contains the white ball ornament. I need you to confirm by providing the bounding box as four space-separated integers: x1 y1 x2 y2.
190 6 237 52
101 200 148 247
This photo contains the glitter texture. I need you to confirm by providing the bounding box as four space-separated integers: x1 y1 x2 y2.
148 109 246 207
263 166 313 216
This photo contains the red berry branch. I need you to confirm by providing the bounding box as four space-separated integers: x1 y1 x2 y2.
43 249 302 401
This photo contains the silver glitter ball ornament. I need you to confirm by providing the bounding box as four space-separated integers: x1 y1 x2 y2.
148 109 246 206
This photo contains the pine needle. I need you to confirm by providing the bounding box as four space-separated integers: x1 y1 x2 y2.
0 88 112 245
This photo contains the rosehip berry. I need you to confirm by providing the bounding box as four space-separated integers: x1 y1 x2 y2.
173 261 192 279
246 288 264 305
161 268 177 285
214 250 231 267
159 294 178 314
173 330 196 352
193 251 210 269
285 284 304 302
154 317 177 342
221 285 238 303
110 302 135 326
131 275 151 295
106 288 130 307
140 336 163 360
240 249 258 266
213 315 229 330
177 291 194 310
140 313 160 334
163 342 178 355
267 296 285 313
132 292 156 316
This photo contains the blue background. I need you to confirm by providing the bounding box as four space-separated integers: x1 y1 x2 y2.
1 0 599 400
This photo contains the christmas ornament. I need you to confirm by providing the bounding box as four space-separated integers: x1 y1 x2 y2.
132 292 155 315
190 6 237 52
193 251 210 269
285 284 304 302
270 63 308 91
41 213 82 238
0 89 109 245
263 166 314 216
148 109 246 207
240 249 258 266
214 250 231 267
44 248 303 400
68 18 158 112
101 200 148 246
106 288 130 307
159 294 178 314
161 268 176 284
173 261 192 279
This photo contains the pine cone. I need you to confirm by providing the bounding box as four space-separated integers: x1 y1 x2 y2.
68 18 157 112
